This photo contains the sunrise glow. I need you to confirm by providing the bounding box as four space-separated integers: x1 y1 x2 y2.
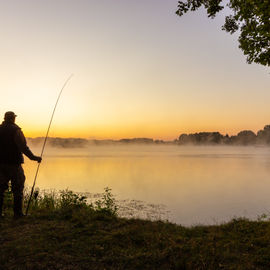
0 0 269 140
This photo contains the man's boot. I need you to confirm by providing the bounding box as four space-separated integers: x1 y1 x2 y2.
13 195 24 218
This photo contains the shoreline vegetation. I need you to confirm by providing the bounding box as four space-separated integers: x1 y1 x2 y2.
27 124 270 148
1 188 270 269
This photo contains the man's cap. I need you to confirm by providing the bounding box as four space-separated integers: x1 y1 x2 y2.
4 111 17 120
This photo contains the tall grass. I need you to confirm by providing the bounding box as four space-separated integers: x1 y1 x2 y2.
3 185 118 218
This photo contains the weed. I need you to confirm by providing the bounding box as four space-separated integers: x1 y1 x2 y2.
58 189 87 209
20 187 118 218
3 183 13 214
94 187 118 216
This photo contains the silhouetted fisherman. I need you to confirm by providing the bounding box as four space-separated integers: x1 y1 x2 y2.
0 111 42 218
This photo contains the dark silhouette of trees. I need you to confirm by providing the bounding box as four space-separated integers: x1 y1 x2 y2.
119 138 154 144
176 0 270 66
178 132 223 145
235 130 256 145
28 137 88 148
257 125 270 144
177 125 270 145
27 125 270 147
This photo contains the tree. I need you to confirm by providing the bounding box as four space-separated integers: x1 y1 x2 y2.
176 0 270 66
236 130 256 145
257 125 270 144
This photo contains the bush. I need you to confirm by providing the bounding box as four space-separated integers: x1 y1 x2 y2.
94 187 118 216
23 187 118 219
3 183 13 214
58 189 87 209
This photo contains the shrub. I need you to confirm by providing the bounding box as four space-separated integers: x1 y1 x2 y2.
58 189 87 209
94 187 118 216
3 183 13 214
22 187 118 218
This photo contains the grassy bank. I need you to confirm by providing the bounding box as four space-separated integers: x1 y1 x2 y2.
1 189 270 270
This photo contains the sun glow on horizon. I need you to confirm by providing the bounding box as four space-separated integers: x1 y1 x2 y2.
22 122 268 141
0 1 269 141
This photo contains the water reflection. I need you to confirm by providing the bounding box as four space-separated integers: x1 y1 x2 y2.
24 145 270 226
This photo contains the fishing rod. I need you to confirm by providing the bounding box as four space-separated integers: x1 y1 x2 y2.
25 74 74 216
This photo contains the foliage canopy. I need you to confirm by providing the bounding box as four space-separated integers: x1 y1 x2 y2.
176 0 270 66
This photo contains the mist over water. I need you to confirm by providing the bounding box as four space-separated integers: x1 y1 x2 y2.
24 144 270 226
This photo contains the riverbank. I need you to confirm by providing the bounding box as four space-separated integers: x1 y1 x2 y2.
1 211 270 269
1 189 270 269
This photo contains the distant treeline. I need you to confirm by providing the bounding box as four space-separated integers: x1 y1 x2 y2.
27 137 89 148
177 125 270 145
27 137 167 148
27 137 160 148
27 125 270 148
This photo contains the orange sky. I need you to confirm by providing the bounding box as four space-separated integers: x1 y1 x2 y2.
0 1 269 140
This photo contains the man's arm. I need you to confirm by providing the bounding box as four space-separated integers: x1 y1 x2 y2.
14 129 42 163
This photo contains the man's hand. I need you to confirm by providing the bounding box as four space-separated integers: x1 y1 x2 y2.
34 156 42 163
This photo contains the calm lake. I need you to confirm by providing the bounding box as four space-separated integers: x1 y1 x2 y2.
24 145 270 226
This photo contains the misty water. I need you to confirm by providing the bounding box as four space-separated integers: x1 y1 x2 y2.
24 145 270 226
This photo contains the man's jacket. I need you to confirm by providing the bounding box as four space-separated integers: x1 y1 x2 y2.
0 121 36 164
